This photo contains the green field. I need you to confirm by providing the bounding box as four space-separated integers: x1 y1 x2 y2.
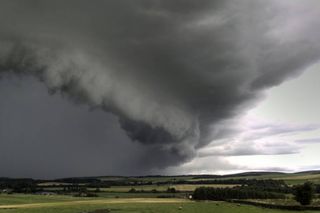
0 194 84 205
97 184 237 192
95 171 320 185
183 171 320 185
0 194 318 213
2 171 320 212
248 198 320 206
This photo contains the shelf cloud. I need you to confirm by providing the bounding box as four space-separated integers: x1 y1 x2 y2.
0 0 320 177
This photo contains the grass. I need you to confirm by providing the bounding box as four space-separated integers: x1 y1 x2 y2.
186 173 320 185
97 192 185 198
3 172 320 213
274 174 320 185
249 198 320 206
0 194 86 205
1 194 320 213
1 195 318 213
97 176 190 183
96 184 237 193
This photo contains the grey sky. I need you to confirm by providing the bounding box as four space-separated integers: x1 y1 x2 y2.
0 0 320 178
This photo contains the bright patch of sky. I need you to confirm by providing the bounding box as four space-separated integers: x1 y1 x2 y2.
228 63 320 172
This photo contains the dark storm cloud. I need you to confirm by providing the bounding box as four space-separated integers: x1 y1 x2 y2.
0 0 320 177
0 75 188 178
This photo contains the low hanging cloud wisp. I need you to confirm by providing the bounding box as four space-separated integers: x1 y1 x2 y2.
1 0 320 172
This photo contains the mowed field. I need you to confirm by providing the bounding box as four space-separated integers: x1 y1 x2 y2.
0 194 317 213
179 171 320 185
274 173 320 185
98 184 237 192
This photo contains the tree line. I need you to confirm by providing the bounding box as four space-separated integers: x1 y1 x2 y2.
193 182 317 206
193 186 285 200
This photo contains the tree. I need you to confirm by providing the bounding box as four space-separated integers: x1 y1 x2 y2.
128 188 136 193
294 182 314 205
166 187 176 193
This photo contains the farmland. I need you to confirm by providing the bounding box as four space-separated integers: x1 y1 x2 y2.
1 171 320 212
95 184 237 192
0 195 318 213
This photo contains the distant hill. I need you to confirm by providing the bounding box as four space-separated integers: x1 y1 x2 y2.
294 170 320 175
1 170 320 185
192 171 286 179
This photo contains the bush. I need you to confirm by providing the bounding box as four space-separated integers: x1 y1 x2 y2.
74 192 98 197
128 188 136 193
166 187 176 193
151 189 159 193
294 182 314 205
